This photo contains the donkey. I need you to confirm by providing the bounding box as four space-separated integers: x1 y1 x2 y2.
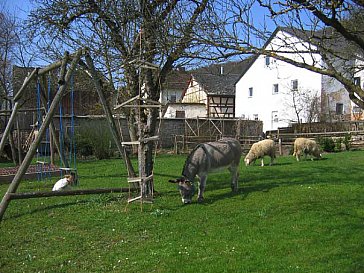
169 138 241 204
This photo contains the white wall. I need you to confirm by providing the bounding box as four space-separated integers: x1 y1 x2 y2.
160 88 184 105
321 58 364 121
182 77 207 104
235 30 322 132
163 103 206 118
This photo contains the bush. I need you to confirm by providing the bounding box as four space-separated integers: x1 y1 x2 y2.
343 134 351 150
76 137 93 158
318 135 351 153
319 137 336 152
76 121 113 159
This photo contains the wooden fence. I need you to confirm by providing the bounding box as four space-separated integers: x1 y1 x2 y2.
270 130 364 155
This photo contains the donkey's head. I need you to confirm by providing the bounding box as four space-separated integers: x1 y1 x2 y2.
169 177 195 204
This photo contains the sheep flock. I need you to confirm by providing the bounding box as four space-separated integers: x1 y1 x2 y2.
244 137 322 166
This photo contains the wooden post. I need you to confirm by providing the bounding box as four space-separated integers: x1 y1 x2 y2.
0 50 82 221
84 53 136 177
16 119 23 164
236 118 242 139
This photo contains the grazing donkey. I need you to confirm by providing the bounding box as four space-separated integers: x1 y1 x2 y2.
169 138 241 204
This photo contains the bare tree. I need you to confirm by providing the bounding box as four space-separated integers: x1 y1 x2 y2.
257 0 364 108
0 10 18 109
283 87 321 129
0 9 22 164
27 0 210 176
196 0 364 110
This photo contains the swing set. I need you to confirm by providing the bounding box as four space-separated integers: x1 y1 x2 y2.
0 48 161 221
33 71 78 183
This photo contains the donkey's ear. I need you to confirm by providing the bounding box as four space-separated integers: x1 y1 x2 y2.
169 177 185 183
168 179 178 183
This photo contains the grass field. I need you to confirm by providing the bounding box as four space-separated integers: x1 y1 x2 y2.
0 150 363 273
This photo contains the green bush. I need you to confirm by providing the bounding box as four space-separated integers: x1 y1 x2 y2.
318 135 351 152
76 121 113 159
76 136 93 157
319 137 336 152
343 133 351 150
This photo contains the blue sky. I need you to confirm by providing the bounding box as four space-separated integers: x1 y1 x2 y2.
1 0 33 20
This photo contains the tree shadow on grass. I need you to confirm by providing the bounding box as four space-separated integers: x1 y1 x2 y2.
6 199 90 220
5 194 127 221
201 182 279 205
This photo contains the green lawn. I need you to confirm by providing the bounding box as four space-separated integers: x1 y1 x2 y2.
0 151 363 273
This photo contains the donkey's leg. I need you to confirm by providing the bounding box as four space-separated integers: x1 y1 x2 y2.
197 175 207 203
228 166 239 192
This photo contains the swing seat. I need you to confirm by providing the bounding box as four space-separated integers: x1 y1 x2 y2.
59 167 77 172
36 161 50 165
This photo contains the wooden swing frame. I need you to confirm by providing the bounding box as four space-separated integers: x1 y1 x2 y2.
0 48 136 221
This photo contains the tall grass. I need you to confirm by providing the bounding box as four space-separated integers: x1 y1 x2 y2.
0 151 363 272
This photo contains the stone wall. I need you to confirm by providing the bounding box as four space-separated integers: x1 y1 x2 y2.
74 116 263 149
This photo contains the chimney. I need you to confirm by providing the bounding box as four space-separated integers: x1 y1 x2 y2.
220 66 224 75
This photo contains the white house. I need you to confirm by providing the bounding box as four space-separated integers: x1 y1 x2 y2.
160 69 190 105
163 102 206 118
164 61 250 118
235 27 322 132
321 58 364 122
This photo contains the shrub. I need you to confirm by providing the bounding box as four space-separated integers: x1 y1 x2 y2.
319 137 336 152
76 121 113 159
343 134 351 150
76 137 93 158
335 138 343 152
318 135 351 153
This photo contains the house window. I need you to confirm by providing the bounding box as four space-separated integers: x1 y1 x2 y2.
175 110 185 118
336 103 344 115
170 95 176 103
353 106 361 113
248 87 253 97
291 79 298 90
253 114 259 121
354 77 361 86
273 84 279 94
265 56 270 66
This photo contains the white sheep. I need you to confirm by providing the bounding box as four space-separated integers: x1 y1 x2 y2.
244 139 276 167
293 137 322 161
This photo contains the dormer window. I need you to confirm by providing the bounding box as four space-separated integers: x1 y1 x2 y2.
170 95 176 103
354 77 361 86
